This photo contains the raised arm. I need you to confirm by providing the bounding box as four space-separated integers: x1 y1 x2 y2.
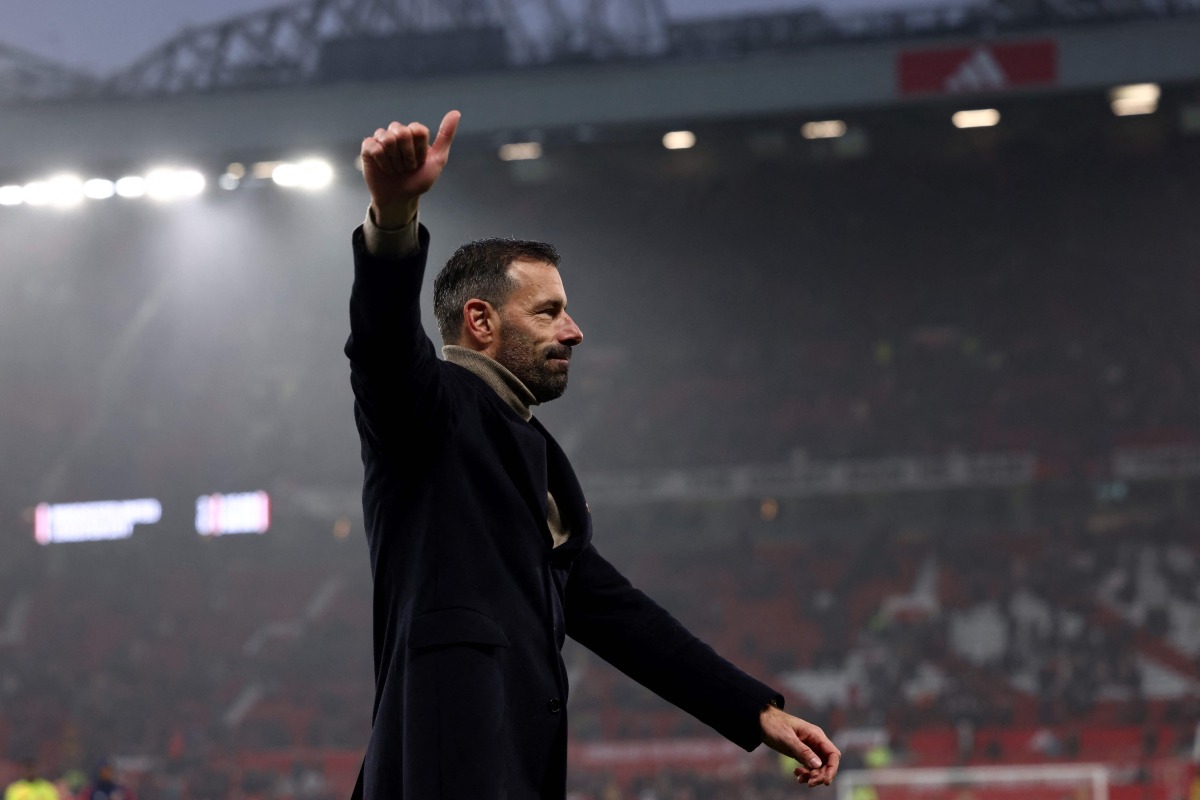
344 111 460 453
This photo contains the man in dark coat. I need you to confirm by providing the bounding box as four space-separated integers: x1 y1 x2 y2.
345 110 841 799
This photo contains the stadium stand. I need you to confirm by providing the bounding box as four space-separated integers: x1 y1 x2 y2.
2 510 1198 797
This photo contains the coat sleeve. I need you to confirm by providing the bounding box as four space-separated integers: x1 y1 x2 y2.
564 544 784 751
344 223 451 456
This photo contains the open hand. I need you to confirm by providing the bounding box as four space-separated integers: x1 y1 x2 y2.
759 704 841 788
361 109 460 228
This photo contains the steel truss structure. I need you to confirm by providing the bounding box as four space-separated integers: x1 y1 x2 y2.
102 0 669 98
0 41 95 104
3 0 1200 102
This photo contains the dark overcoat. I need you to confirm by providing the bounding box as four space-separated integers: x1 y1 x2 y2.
345 225 782 799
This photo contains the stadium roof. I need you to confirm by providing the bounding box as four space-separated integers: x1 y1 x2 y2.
1 0 1199 174
4 0 1200 102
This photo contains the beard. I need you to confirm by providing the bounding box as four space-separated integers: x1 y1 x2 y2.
495 322 572 404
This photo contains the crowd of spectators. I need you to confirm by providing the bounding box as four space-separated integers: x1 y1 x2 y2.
551 140 1200 473
2 509 1198 797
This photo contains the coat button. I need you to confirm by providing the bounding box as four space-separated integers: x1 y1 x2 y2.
547 698 562 713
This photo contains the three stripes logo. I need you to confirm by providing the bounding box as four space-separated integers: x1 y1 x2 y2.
945 48 1008 92
898 40 1058 97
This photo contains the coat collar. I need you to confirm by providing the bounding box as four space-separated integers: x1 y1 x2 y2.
442 345 537 421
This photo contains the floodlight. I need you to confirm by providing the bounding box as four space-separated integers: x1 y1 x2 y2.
146 168 205 201
801 120 848 140
22 181 52 206
115 176 147 198
952 109 1001 129
296 158 333 189
176 170 206 197
1110 83 1160 116
271 163 300 187
662 130 697 150
146 170 175 200
83 179 116 200
47 175 85 207
0 185 22 206
499 142 543 161
272 158 333 190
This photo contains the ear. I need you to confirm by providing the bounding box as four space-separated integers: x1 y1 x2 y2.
461 299 499 348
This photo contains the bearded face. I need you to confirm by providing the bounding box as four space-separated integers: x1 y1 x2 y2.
471 257 582 403
495 313 573 403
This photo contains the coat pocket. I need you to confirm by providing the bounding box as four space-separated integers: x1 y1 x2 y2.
407 606 510 650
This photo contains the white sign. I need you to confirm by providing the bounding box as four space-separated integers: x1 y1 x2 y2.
195 491 270 536
34 498 162 545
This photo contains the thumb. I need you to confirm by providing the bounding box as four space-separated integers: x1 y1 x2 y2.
430 110 461 159
786 734 823 769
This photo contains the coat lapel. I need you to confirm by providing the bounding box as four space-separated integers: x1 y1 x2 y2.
530 417 593 551
484 396 593 553
495 411 552 545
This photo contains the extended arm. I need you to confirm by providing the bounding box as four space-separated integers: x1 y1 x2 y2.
344 112 460 451
565 545 840 786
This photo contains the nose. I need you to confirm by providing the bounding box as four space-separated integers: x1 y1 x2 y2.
559 313 583 347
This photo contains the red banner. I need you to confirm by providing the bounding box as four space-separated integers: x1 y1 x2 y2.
898 40 1057 96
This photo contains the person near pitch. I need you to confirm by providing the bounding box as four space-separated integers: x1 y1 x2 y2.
345 108 841 798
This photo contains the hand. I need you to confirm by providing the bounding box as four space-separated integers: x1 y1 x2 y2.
759 705 841 788
361 109 460 228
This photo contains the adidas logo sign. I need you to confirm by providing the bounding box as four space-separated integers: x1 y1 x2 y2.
945 47 1008 92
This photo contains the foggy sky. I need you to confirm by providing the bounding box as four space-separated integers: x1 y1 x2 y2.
0 0 941 74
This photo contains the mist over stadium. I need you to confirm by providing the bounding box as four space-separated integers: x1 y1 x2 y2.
2 0 1200 798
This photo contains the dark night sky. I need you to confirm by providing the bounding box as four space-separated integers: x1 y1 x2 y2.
0 0 933 74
